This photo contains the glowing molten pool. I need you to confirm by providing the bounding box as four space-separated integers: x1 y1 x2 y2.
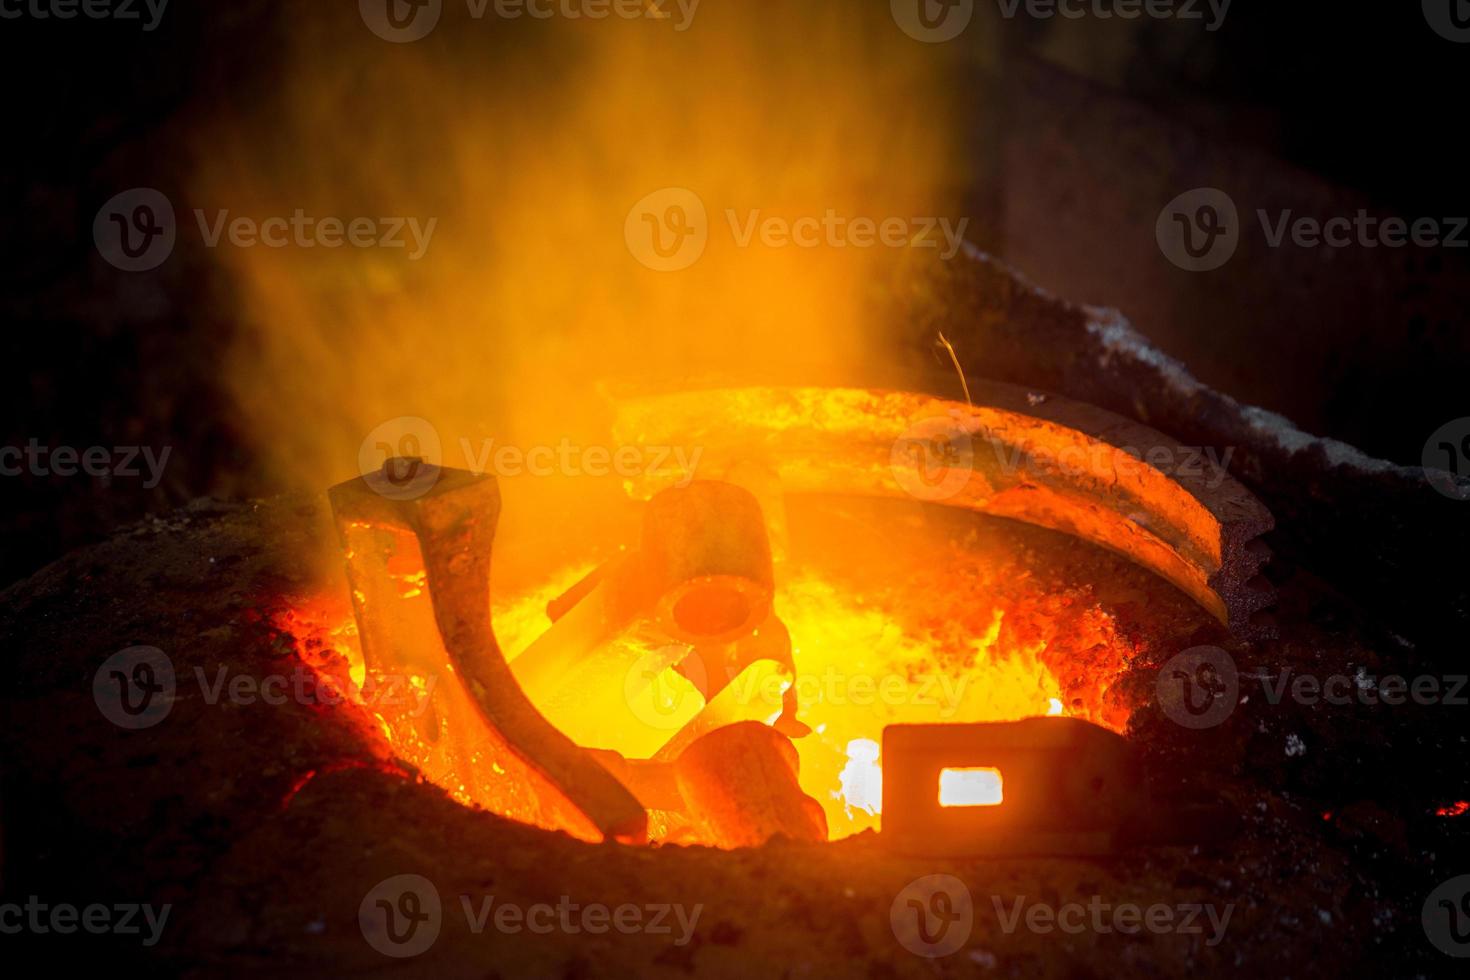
285 495 1141 844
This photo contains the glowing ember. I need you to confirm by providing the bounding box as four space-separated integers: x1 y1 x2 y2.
939 767 1004 807
1436 801 1470 818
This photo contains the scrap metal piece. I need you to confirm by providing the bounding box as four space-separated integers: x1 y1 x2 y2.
614 385 1276 639
330 460 646 843
673 722 828 847
881 717 1144 857
509 481 793 761
652 614 800 762
641 480 775 646
589 723 828 847
511 481 775 695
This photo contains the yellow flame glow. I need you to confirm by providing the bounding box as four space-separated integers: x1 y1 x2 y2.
191 5 970 518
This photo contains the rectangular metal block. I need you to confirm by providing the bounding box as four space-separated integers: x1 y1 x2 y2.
881 717 1143 857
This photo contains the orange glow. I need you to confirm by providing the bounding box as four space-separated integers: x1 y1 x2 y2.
939 767 1004 807
192 8 970 506
1437 801 1470 818
281 388 1144 844
282 528 1138 842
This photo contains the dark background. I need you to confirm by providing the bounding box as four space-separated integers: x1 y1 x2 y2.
2 0 1467 588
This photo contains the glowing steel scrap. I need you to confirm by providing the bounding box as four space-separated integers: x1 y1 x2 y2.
328 464 830 846
305 383 1262 850
507 479 801 764
614 384 1277 639
328 462 646 843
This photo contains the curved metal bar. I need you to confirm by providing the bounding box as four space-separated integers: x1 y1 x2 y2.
613 383 1275 638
